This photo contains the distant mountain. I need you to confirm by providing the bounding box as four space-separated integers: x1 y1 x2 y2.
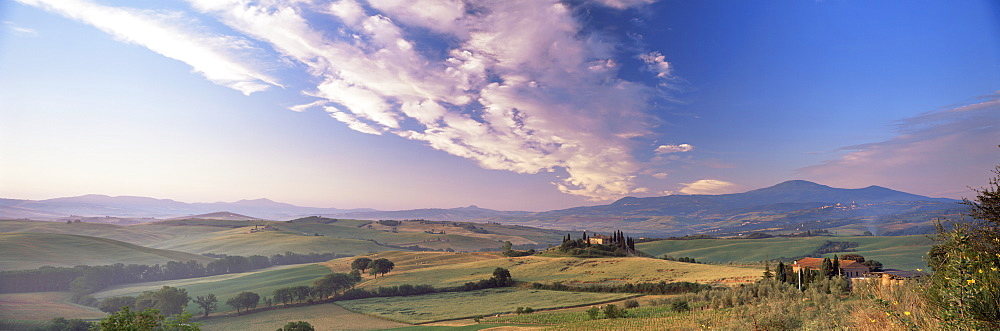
539 180 955 218
496 180 963 237
327 205 532 221
0 195 370 221
167 212 262 221
0 180 964 236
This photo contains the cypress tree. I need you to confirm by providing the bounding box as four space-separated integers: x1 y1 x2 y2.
832 255 840 277
776 261 786 282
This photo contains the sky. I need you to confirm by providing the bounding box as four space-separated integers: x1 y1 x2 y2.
1 0 998 211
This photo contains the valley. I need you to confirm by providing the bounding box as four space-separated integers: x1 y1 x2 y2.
0 181 971 330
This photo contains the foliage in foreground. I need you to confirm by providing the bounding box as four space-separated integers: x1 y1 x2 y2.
92 307 201 331
924 162 1000 329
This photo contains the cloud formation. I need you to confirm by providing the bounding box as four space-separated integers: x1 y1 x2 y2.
655 143 694 154
22 0 665 200
678 179 738 195
15 0 280 95
798 96 1000 198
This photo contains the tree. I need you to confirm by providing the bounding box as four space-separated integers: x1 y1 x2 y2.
367 258 395 278
832 255 840 276
586 306 601 319
194 294 217 318
273 287 293 305
98 296 137 314
134 286 190 317
45 317 91 331
292 286 311 303
314 272 359 298
279 321 314 331
351 257 372 273
603 304 626 318
776 261 787 283
762 262 773 279
924 156 1000 329
226 291 259 316
501 241 513 252
492 267 513 286
862 259 883 272
840 253 865 263
95 307 164 331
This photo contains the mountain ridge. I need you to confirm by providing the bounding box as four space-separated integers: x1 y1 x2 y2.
0 180 958 230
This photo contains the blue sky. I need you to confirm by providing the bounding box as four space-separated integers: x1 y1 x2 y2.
1 0 998 211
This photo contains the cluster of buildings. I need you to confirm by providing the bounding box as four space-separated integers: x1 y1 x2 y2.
791 257 924 284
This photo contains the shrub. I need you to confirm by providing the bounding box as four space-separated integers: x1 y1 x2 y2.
623 299 639 309
603 304 626 318
670 300 690 312
586 306 601 320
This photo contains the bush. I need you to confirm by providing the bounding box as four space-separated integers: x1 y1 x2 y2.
623 299 639 309
586 306 601 320
923 162 1000 329
602 304 626 318
670 300 690 312
278 321 314 331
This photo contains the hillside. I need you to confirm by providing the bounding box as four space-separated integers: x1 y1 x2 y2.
635 235 933 270
0 233 214 270
496 181 964 236
327 251 760 290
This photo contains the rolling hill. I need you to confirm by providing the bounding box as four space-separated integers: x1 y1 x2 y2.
635 235 933 270
0 232 214 270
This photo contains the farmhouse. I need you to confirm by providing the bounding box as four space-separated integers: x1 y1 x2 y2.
792 257 869 278
865 269 927 286
587 234 611 245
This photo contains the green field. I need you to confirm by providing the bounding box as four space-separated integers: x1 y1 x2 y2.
337 288 636 324
0 232 214 270
636 235 933 270
200 302 409 331
93 264 332 315
344 252 761 290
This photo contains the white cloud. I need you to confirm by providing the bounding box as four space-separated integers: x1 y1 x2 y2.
3 21 38 36
655 144 693 154
798 96 1000 198
31 0 672 200
678 179 738 195
16 0 280 95
640 51 672 79
651 172 669 179
592 0 657 9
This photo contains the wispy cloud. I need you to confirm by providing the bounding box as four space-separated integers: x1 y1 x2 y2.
24 0 670 200
798 95 1000 198
180 0 664 200
678 179 739 195
16 0 280 95
3 21 38 36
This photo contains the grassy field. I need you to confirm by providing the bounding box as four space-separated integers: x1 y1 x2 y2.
635 235 933 270
200 302 409 331
342 252 760 290
0 219 172 244
92 263 332 315
0 292 105 321
0 232 214 270
337 288 636 324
